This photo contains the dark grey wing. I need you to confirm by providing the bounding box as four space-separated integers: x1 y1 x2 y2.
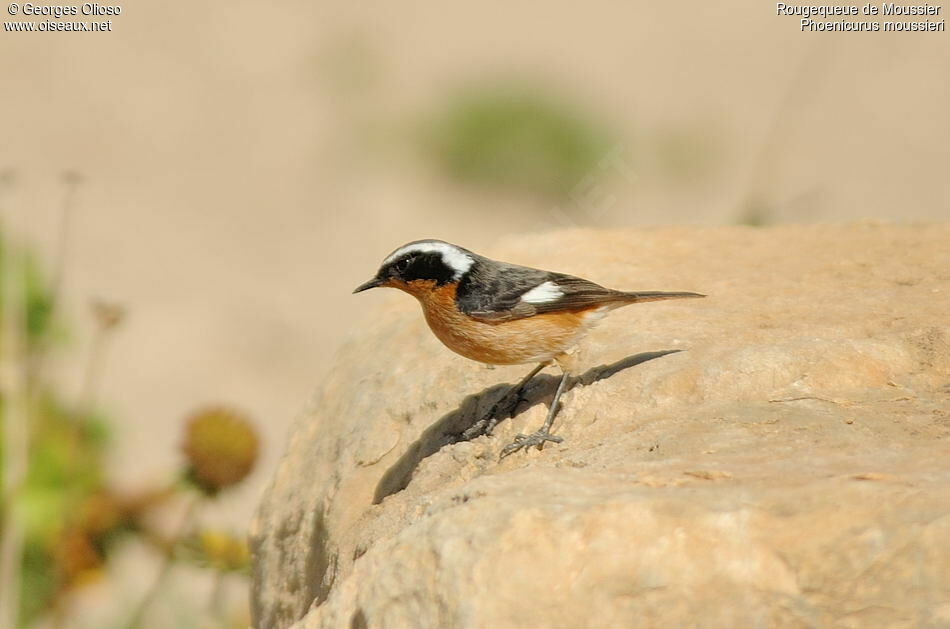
455 262 551 321
457 263 618 322
529 275 619 314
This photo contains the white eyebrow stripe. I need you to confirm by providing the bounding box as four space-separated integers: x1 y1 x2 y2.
520 281 564 304
383 241 474 278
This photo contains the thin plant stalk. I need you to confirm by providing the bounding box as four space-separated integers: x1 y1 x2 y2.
740 40 830 220
0 239 28 629
77 315 110 413
49 172 80 318
78 300 124 415
125 494 202 629
25 173 79 392
205 570 227 629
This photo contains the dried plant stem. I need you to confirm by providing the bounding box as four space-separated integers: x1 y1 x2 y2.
125 495 202 629
77 300 124 416
49 173 79 316
0 240 28 629
24 174 78 392
77 321 110 413
205 570 227 628
741 40 830 218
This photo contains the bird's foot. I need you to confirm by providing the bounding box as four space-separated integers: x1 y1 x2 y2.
460 390 526 441
499 430 563 459
459 420 489 442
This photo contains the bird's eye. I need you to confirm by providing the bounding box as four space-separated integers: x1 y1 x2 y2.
394 256 413 273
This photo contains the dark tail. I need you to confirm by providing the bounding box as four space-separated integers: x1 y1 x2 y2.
613 290 706 304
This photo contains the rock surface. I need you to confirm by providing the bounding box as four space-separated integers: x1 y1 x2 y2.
250 225 950 628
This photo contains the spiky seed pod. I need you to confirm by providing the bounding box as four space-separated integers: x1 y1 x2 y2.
182 407 259 495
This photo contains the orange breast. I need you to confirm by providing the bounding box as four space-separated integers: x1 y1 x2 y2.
399 280 603 365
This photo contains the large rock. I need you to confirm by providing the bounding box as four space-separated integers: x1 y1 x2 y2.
250 225 950 628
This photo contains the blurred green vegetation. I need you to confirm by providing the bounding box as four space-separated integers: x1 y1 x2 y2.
0 225 257 628
0 230 121 625
423 83 613 199
15 399 113 624
0 235 57 349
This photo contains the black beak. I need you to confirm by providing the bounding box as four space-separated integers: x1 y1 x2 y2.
353 277 383 294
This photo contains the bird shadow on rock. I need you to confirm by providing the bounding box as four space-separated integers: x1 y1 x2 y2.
372 349 682 504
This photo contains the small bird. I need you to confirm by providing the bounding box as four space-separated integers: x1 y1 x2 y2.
354 239 704 457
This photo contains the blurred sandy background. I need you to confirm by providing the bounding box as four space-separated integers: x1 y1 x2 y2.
1 1 948 625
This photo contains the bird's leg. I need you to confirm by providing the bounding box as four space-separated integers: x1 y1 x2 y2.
499 368 570 459
461 362 547 441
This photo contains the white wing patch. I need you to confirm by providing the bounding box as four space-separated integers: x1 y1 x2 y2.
383 241 474 279
520 281 564 304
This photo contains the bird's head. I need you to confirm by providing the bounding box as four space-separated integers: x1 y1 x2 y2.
353 240 476 294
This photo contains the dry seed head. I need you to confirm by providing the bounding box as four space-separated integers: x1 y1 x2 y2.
182 407 259 494
91 299 125 330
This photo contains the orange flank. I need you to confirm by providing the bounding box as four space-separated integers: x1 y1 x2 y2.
393 279 605 365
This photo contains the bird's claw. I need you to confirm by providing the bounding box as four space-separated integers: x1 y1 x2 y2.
499 430 563 459
460 391 526 441
460 419 489 441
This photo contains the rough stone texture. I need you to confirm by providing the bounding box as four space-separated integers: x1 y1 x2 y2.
250 225 950 629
